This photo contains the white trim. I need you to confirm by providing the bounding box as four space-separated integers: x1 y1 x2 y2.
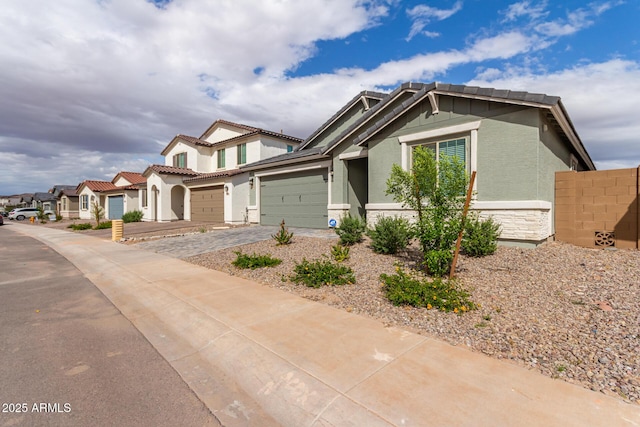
247 205 256 209
472 200 552 210
254 161 331 178
365 203 405 210
328 204 350 209
187 182 225 190
398 120 481 143
338 149 368 160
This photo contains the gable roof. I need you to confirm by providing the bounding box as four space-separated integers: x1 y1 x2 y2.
143 164 200 177
113 171 146 185
76 180 119 193
296 90 387 151
199 119 260 140
183 168 244 183
60 189 78 197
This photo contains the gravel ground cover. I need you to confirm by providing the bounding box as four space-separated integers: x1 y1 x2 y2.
185 236 640 405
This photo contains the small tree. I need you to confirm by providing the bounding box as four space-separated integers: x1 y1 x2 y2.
386 146 469 276
91 201 105 227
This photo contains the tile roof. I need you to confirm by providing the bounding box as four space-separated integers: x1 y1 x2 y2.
77 180 119 192
198 119 260 140
183 169 244 183
144 164 200 177
60 189 78 197
176 134 216 148
114 171 146 185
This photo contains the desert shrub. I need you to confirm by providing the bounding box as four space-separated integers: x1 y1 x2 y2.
462 215 501 257
272 220 294 245
335 214 366 246
330 244 350 262
91 201 105 227
424 249 453 278
380 266 476 313
367 216 412 254
94 221 112 229
55 214 63 222
291 258 355 288
68 223 92 231
232 251 282 269
122 210 144 223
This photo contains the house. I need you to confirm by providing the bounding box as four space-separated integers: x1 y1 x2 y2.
58 189 79 218
50 185 78 217
76 172 147 220
143 119 302 223
241 82 595 246
32 192 58 212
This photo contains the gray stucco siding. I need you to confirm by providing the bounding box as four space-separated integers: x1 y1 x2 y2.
538 113 572 203
306 103 367 150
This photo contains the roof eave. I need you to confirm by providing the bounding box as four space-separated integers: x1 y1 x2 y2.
241 153 329 172
550 102 596 171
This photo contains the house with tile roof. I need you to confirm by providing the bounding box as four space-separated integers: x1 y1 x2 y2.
142 119 301 223
241 82 596 246
76 172 147 220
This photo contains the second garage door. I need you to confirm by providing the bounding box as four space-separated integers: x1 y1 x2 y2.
260 169 328 228
190 186 224 222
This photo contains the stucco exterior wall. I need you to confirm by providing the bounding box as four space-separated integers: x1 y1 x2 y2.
77 187 99 220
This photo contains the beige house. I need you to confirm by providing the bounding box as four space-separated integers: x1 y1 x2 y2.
76 172 146 220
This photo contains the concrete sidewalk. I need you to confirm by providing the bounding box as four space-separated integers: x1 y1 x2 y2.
12 223 640 427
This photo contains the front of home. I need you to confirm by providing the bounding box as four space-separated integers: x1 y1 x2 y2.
76 172 147 220
241 82 595 246
143 120 301 223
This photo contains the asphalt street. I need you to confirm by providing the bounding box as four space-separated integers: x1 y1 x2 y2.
0 225 221 426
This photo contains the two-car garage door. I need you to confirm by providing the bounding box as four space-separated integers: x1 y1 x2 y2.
260 170 328 228
190 186 224 222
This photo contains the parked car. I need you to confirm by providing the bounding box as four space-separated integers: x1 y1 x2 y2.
0 214 3 225
8 207 39 221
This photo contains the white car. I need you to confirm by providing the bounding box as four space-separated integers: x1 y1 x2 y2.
8 207 39 221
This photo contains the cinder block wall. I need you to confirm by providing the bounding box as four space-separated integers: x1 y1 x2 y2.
555 168 639 249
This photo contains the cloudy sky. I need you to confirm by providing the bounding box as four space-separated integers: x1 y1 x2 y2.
1 0 638 195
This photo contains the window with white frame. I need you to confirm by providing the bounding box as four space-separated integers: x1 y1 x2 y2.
412 137 468 170
81 195 88 210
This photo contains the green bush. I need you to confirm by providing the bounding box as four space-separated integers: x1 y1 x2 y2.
68 223 92 231
330 244 350 262
291 258 355 288
380 266 476 313
232 251 282 269
94 221 112 229
335 214 366 246
55 214 63 222
424 249 453 277
122 210 144 223
367 216 412 254
462 215 501 257
272 220 294 245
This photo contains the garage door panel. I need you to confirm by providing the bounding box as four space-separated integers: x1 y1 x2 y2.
190 187 224 222
260 170 328 229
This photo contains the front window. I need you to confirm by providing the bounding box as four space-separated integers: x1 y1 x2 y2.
287 145 293 153
141 189 148 208
217 148 226 169
237 143 247 165
62 198 67 210
173 152 187 168
81 195 88 210
413 137 468 170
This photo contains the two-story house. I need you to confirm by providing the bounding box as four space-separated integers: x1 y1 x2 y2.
143 120 302 223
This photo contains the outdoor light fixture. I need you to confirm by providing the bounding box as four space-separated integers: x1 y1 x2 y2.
249 177 254 189
224 185 229 195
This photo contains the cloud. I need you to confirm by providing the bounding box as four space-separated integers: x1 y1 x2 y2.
503 0 548 22
467 59 640 170
405 1 463 41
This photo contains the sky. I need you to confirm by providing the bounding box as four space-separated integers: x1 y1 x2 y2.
1 0 638 195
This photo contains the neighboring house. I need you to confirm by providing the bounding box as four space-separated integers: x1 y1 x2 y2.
241 82 595 246
58 189 79 219
51 185 79 217
32 192 57 212
76 172 147 220
143 119 302 223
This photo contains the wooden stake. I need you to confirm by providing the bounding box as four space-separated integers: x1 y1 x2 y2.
450 171 476 279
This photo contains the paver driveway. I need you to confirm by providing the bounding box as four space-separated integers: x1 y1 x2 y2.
133 225 337 258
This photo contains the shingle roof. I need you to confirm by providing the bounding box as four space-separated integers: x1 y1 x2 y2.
60 189 78 197
143 164 200 177
114 171 147 185
297 90 387 151
33 192 57 202
183 169 244 183
240 147 326 170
